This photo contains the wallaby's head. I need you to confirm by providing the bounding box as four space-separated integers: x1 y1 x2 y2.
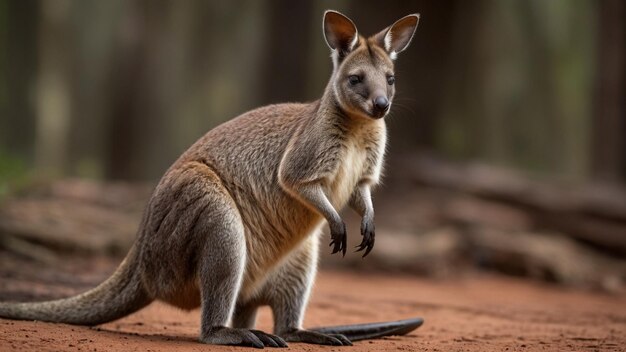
323 10 419 120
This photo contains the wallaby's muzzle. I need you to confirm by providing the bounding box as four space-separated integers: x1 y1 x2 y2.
372 95 390 118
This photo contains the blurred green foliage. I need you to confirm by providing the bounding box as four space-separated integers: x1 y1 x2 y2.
0 150 28 199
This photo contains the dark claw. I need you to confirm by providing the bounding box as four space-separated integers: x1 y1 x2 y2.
250 329 288 348
329 222 347 257
331 334 353 346
331 239 341 254
362 237 374 257
273 335 289 348
356 222 375 257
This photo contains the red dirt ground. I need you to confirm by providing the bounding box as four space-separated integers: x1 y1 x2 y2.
1 269 625 352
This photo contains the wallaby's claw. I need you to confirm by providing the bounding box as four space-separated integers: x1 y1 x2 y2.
329 222 347 257
250 329 288 348
332 334 353 346
201 327 287 348
329 237 346 257
281 329 352 346
356 222 375 257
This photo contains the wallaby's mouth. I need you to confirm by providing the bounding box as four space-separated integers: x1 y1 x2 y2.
370 107 389 119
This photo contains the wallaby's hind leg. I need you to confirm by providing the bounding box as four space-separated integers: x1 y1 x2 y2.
268 236 352 346
193 174 286 348
232 301 259 329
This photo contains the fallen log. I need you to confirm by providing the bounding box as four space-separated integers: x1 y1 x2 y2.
399 155 626 255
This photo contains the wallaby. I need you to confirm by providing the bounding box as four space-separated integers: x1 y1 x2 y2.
0 10 422 348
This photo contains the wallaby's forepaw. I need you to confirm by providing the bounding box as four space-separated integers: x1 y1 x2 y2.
329 222 347 257
201 327 288 348
281 329 352 346
355 220 375 257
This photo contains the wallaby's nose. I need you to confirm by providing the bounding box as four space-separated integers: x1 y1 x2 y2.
373 96 390 111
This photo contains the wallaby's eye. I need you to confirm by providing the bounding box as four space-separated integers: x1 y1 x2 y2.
387 76 395 86
348 75 361 86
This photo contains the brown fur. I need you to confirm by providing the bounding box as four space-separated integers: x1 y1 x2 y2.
0 10 419 348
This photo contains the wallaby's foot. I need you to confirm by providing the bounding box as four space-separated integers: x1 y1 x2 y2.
201 327 288 348
281 329 353 346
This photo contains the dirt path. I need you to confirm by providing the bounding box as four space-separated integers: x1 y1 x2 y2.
1 266 625 352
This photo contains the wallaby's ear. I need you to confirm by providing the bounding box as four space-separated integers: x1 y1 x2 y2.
373 14 420 60
323 10 359 55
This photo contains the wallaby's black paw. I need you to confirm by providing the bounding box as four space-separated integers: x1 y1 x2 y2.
202 327 288 348
355 220 375 257
281 329 353 346
250 330 288 348
329 222 347 257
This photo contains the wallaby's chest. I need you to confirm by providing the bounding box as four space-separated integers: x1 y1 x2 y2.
328 122 386 208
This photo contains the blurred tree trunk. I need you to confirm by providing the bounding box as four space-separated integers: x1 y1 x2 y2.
438 0 595 180
67 0 123 178
103 0 266 180
103 0 159 180
0 0 39 163
592 0 626 183
34 0 73 176
256 0 314 105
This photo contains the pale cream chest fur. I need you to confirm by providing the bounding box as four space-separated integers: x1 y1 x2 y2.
328 120 386 209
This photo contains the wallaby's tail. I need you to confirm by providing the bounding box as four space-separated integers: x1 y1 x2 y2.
311 317 424 341
0 245 152 326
